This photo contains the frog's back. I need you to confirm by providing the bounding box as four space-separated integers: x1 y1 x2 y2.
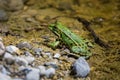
57 22 91 56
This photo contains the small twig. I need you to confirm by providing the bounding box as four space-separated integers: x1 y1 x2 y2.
75 17 111 48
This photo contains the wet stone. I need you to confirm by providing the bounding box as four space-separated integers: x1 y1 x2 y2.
71 57 90 78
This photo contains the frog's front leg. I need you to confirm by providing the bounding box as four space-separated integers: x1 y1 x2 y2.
48 40 60 49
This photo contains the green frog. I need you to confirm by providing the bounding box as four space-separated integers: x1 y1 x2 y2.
48 22 92 58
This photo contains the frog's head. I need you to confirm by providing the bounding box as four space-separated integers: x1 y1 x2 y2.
49 22 61 36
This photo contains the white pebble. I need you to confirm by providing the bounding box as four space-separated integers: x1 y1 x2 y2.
53 53 61 59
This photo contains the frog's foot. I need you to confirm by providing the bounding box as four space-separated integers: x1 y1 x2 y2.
48 41 60 49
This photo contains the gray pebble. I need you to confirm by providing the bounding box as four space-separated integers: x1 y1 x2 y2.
33 48 42 56
45 67 55 78
0 37 5 56
0 72 12 80
0 9 8 21
25 68 40 80
3 52 15 65
6 45 20 55
17 42 32 49
38 65 46 76
72 57 90 77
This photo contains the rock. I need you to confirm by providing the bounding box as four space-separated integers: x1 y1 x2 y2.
45 67 55 78
44 62 58 69
0 65 10 75
53 53 61 59
15 57 28 66
71 57 90 77
17 42 32 49
0 72 12 80
0 37 5 56
0 9 8 21
3 52 15 65
25 68 40 80
38 65 46 76
6 45 21 55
